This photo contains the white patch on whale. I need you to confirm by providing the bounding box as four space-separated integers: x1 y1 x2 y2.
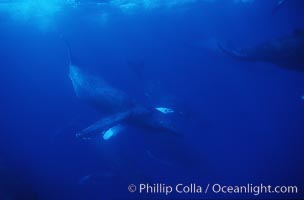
155 107 175 114
102 124 124 140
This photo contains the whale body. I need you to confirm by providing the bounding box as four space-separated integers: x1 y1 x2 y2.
219 29 304 71
69 65 134 114
69 65 177 140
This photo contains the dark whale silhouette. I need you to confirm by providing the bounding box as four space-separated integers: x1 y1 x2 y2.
219 29 304 71
61 35 178 140
69 65 177 140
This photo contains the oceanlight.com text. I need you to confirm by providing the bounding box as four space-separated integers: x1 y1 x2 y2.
211 183 298 196
128 183 299 196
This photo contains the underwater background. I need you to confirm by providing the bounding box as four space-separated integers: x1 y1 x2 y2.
0 0 304 199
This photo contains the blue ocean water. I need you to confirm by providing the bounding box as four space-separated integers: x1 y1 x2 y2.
0 0 304 199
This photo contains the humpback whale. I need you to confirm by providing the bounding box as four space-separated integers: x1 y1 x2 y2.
64 40 177 140
219 29 304 71
70 66 177 140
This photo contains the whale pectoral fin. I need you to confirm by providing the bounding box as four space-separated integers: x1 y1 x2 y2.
102 124 125 140
76 111 130 140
